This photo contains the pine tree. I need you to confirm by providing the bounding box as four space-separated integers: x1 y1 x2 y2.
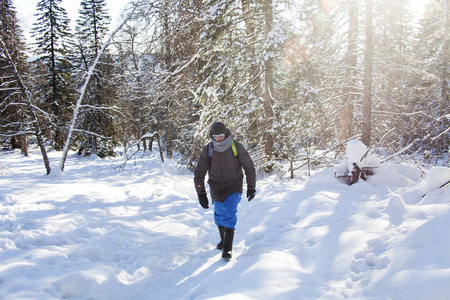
189 0 264 158
0 0 30 153
412 0 450 159
76 0 110 61
73 0 117 158
31 0 75 150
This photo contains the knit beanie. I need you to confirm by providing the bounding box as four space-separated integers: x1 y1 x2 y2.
210 122 227 135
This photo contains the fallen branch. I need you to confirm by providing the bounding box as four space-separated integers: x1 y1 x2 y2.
422 179 450 198
439 180 450 189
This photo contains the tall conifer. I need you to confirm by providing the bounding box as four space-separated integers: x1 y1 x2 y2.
0 0 30 153
74 0 117 157
31 0 74 150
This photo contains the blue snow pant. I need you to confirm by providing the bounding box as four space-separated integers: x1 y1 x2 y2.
214 193 241 229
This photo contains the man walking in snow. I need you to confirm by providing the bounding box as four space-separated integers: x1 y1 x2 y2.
194 122 256 259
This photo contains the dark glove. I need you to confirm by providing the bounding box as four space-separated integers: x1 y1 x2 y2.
247 189 256 202
198 194 209 209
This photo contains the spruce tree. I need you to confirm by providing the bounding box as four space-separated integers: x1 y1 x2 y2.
31 0 74 150
74 0 117 158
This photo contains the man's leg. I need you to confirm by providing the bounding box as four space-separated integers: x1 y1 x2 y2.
214 202 225 249
221 193 241 259
222 193 241 229
214 201 225 226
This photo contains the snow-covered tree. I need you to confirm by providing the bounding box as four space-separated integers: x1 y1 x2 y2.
293 0 352 145
0 0 51 174
73 0 118 158
23 0 447 172
31 0 75 150
0 0 30 153
113 21 158 154
410 0 450 159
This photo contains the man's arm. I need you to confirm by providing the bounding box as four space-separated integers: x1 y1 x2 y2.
194 145 209 196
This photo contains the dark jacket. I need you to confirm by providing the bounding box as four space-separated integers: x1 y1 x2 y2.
194 139 256 203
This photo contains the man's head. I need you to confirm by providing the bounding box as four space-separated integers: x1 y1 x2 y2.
210 122 227 141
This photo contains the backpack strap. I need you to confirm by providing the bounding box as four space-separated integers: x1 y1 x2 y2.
231 139 239 158
208 142 213 158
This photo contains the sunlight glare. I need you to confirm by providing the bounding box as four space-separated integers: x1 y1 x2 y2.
321 0 341 12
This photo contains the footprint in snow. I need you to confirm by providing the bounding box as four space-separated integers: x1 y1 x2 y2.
245 230 264 244
306 236 321 247
348 238 391 287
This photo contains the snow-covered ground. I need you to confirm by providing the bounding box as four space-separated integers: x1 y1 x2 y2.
1 145 449 299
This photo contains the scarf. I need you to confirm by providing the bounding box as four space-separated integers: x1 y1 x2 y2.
211 136 232 153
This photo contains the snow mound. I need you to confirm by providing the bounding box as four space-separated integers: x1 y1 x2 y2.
384 192 406 226
402 166 450 204
373 209 450 299
346 140 380 168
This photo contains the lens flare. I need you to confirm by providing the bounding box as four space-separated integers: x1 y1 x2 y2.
321 0 341 12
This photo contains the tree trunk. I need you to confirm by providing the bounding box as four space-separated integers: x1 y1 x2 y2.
263 0 275 171
156 133 165 163
339 0 358 142
241 0 260 137
21 134 28 156
361 0 373 147
162 0 174 159
166 119 174 159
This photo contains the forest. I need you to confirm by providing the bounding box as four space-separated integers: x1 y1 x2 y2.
1 0 449 175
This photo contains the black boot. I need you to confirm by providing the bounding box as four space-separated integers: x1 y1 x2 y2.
222 227 235 259
217 226 224 250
